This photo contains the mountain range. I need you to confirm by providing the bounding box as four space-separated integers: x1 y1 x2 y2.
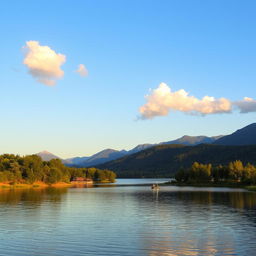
36 134 224 166
37 123 256 176
98 143 256 177
96 123 256 177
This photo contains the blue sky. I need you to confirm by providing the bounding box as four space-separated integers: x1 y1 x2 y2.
0 0 256 158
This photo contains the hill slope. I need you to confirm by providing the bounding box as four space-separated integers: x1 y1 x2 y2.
78 149 127 167
214 123 256 145
97 144 256 178
63 156 89 166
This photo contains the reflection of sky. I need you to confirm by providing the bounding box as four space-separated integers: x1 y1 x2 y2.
0 186 256 255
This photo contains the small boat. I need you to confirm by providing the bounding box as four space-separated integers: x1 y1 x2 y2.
151 184 160 190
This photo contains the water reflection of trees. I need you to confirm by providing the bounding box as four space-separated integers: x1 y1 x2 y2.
173 191 256 210
0 187 68 205
145 190 256 210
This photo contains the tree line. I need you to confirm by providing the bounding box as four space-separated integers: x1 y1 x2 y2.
175 160 256 185
0 154 116 184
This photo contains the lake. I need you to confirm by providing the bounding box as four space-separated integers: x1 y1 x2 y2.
100 178 171 185
0 179 256 256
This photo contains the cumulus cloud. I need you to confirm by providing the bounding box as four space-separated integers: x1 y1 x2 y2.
234 97 256 113
23 41 66 86
76 64 88 77
139 83 233 119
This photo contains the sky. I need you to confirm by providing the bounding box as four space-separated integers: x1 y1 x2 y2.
1 0 256 158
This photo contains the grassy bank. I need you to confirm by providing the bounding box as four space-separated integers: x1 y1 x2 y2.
0 182 73 190
0 179 116 190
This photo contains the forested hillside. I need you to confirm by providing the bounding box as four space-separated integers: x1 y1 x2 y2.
97 144 256 178
214 123 256 145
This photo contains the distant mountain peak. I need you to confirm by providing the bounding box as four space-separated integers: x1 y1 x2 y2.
36 151 60 161
39 150 52 154
129 144 154 154
163 135 220 146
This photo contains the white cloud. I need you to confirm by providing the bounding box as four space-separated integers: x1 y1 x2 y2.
23 41 66 86
234 97 256 113
76 64 88 77
139 83 232 119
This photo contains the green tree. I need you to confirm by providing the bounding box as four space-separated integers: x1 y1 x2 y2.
45 168 62 184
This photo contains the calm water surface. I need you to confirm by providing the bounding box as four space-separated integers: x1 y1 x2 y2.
0 180 256 255
109 178 171 185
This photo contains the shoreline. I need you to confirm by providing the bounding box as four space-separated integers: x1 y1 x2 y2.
0 182 74 190
164 181 256 191
1 180 256 192
0 180 115 190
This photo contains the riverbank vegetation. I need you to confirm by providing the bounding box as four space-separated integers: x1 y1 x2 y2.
174 161 256 186
0 154 116 186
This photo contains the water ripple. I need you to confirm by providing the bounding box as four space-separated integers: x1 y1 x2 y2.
0 186 256 255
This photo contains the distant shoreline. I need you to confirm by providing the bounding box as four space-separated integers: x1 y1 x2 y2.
1 180 256 192
165 181 256 192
